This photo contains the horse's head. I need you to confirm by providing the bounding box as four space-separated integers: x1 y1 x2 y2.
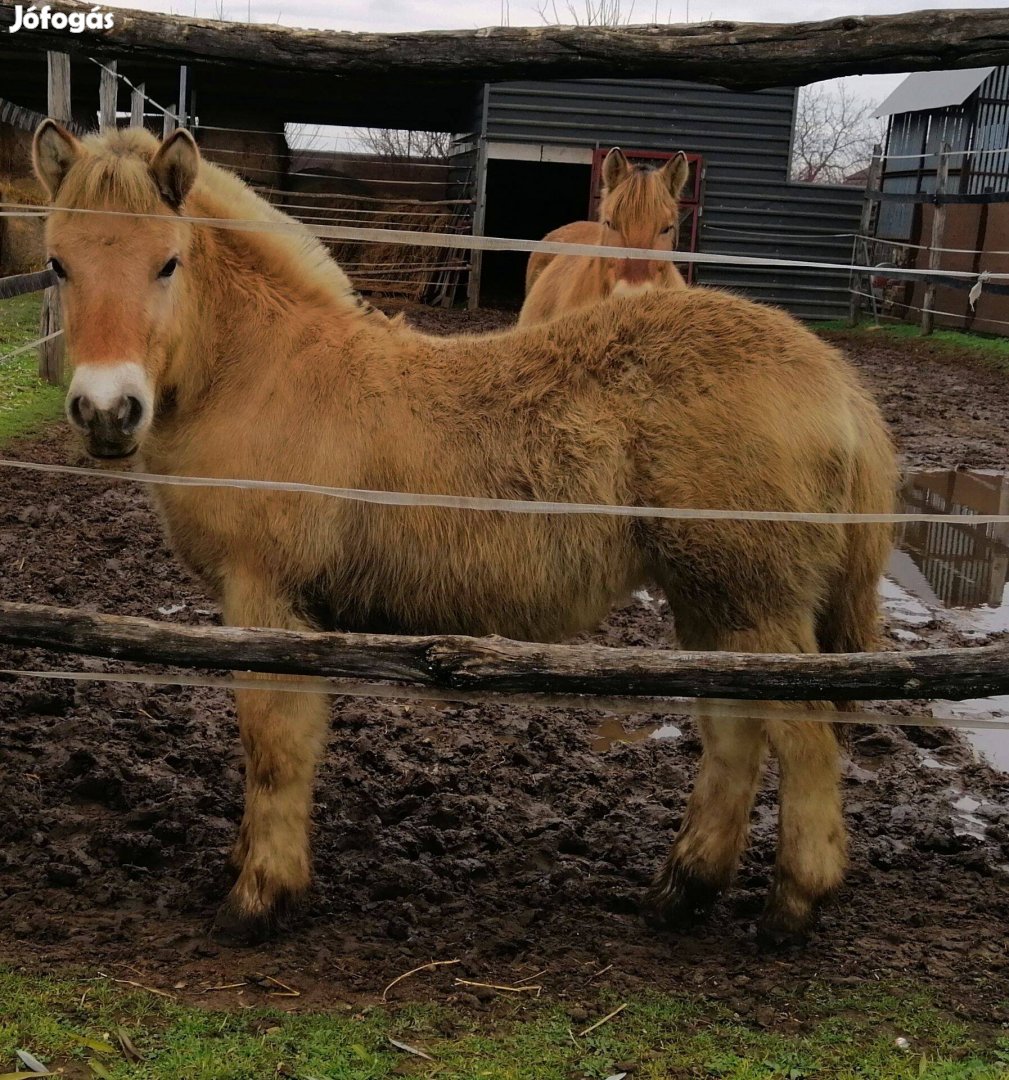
33 121 199 458
598 147 689 296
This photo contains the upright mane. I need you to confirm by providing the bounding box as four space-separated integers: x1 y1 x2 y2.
57 127 361 313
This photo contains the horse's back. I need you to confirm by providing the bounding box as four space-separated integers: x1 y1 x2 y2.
518 287 896 514
525 220 599 295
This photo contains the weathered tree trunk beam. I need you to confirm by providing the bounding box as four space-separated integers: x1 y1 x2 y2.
5 3 1009 91
1 600 1007 702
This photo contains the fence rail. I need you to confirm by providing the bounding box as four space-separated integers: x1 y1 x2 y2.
0 268 56 301
1 600 1007 703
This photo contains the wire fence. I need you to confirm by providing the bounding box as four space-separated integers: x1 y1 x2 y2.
2 453 1009 527
3 201 1004 290
5 664 1009 729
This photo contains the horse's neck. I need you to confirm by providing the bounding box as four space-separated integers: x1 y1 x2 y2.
167 229 361 409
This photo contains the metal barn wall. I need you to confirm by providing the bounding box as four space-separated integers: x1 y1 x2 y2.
482 79 863 320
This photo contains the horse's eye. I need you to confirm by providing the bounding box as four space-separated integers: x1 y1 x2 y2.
49 257 67 281
661 224 675 235
602 220 613 230
158 256 179 279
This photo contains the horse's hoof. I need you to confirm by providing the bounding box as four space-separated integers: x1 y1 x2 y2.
645 864 722 928
755 905 815 949
209 891 298 947
210 904 278 947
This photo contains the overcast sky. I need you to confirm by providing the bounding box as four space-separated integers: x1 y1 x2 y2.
97 0 1008 113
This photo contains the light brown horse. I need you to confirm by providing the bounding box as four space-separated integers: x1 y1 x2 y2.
520 147 690 325
34 121 897 944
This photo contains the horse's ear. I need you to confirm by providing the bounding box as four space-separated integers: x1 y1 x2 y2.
602 147 630 190
33 120 81 199
150 129 200 210
662 151 690 198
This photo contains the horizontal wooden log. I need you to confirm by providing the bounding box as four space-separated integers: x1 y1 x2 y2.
0 270 57 302
4 3 1009 91
0 599 1007 702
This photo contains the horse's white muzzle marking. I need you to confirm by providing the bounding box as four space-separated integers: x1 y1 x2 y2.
66 362 154 458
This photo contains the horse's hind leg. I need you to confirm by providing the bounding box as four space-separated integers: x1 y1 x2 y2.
648 698 767 922
648 611 845 940
212 566 331 943
647 614 768 924
760 709 845 942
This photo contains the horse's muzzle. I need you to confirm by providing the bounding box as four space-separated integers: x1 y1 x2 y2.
68 392 144 459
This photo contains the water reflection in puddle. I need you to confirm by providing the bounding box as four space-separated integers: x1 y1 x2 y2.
592 717 682 752
891 470 1009 625
888 469 1009 771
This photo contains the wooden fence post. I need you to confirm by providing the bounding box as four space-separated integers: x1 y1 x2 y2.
849 142 882 327
46 52 71 123
38 52 70 386
466 138 488 311
467 86 490 311
177 66 189 128
921 141 951 336
162 104 177 138
130 82 145 128
99 61 117 132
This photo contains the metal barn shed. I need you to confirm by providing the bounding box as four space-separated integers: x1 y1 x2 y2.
471 78 864 319
0 33 865 320
871 67 1009 335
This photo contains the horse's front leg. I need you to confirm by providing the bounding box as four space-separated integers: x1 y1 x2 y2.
212 567 330 943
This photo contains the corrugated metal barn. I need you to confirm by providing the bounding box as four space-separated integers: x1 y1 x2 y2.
473 78 864 319
0 39 865 319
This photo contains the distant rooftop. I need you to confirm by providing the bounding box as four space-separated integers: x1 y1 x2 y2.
873 67 996 117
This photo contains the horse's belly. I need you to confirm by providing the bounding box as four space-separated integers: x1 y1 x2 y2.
142 452 646 642
321 519 644 642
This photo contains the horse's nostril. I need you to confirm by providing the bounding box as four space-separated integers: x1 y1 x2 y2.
118 395 145 433
69 394 94 428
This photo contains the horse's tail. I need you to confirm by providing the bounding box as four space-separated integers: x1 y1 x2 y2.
817 409 898 658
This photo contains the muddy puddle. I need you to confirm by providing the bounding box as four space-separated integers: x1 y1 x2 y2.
889 469 1008 770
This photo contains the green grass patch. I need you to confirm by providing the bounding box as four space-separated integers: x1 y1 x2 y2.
0 292 64 442
812 318 1009 372
2 968 1008 1079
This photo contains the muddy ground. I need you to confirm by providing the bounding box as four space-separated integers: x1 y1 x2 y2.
0 310 1007 1026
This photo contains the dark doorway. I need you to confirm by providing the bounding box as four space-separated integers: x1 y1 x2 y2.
480 157 591 309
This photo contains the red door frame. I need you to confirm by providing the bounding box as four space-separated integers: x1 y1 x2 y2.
588 148 704 285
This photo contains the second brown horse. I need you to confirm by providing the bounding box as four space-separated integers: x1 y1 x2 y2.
520 147 690 324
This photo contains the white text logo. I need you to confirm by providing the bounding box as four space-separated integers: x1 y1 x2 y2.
9 5 115 33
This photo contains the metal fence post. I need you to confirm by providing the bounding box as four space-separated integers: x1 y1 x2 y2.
849 143 883 327
921 142 951 336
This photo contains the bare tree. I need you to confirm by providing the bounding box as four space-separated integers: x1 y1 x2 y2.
791 81 886 184
535 0 636 27
353 128 454 161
